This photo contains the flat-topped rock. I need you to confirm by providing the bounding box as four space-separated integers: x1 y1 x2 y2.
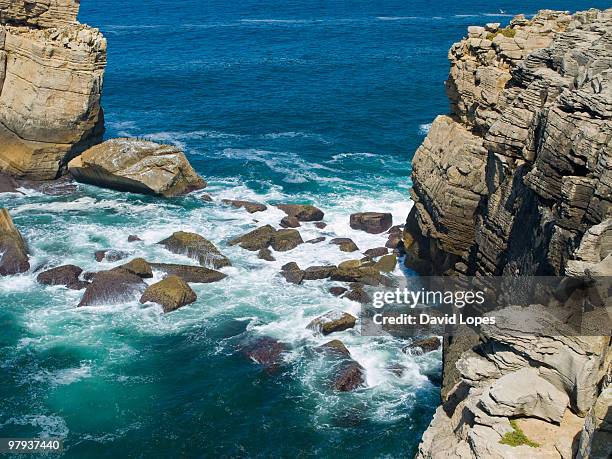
270 229 303 252
69 139 206 197
116 258 153 279
158 231 231 269
149 263 227 283
276 204 324 221
36 264 87 290
350 212 393 234
330 238 359 252
0 0 80 28
229 225 275 251
140 275 197 313
0 208 29 276
307 311 357 335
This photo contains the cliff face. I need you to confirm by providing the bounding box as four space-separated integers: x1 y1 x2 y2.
405 9 612 459
0 0 106 180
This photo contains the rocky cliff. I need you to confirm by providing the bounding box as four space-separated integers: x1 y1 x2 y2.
404 9 612 459
0 0 106 180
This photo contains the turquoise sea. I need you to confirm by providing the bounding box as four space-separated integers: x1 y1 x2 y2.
1 1 609 457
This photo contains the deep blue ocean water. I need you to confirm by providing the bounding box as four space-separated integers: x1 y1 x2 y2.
1 1 609 457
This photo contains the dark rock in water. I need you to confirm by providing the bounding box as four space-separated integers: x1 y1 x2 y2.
350 212 393 234
78 270 147 307
330 265 381 286
158 231 231 269
403 337 441 354
345 287 370 304
281 269 304 285
307 311 357 335
127 235 142 242
37 264 87 290
385 233 402 249
276 204 324 222
364 247 388 258
388 225 404 235
140 275 197 313
222 199 267 213
229 225 275 251
200 193 214 202
303 265 336 280
258 248 275 261
315 222 327 229
330 238 359 252
82 271 96 282
20 177 78 196
281 262 301 272
280 216 301 228
150 263 227 283
334 361 365 391
116 258 153 278
329 286 348 297
318 339 351 357
0 173 21 194
94 249 129 263
242 336 288 373
306 237 326 244
271 229 303 252
0 209 30 276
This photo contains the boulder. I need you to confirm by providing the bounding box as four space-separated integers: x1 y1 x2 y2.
329 286 348 297
270 229 303 252
344 286 370 304
158 231 231 269
364 247 388 258
68 139 206 197
350 212 393 234
404 337 441 354
318 339 351 356
480 368 570 423
95 249 128 263
280 216 301 228
307 311 357 335
0 208 29 275
221 199 267 213
315 222 327 229
330 238 359 252
373 254 397 272
330 265 381 286
385 233 402 249
36 264 87 290
242 336 287 373
276 204 324 222
302 265 336 281
280 263 304 284
334 361 365 391
116 258 153 278
281 262 300 272
127 235 142 242
149 263 227 283
229 225 275 251
140 275 197 313
258 248 275 261
78 270 146 307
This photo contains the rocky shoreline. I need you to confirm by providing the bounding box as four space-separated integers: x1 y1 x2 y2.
403 9 611 459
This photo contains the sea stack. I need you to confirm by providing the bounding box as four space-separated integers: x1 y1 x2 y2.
0 0 106 180
404 9 612 458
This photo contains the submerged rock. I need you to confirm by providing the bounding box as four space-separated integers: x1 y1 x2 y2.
95 249 129 263
270 229 303 252
329 286 348 297
404 337 441 354
318 339 351 357
334 361 365 392
221 199 267 213
344 286 370 304
37 264 87 290
200 193 214 202
140 275 197 313
127 235 142 243
0 209 29 276
306 236 326 244
330 238 359 252
307 311 357 335
149 263 227 283
276 204 324 222
68 139 206 197
229 225 276 251
350 212 393 234
242 336 288 373
78 269 146 307
158 231 231 269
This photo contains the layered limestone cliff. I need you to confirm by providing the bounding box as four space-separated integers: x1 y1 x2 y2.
404 9 612 459
0 0 106 180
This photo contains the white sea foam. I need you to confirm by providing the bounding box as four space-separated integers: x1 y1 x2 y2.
418 123 432 136
1 415 69 437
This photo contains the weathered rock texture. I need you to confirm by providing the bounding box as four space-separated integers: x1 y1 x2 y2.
406 9 612 459
0 1 106 179
68 139 206 196
0 208 29 275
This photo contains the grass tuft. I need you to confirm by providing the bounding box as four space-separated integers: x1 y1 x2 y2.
486 28 517 40
499 420 540 448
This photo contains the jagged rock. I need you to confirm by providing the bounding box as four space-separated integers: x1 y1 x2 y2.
149 263 226 284
0 208 29 275
302 265 336 281
69 139 206 197
307 311 357 335
78 269 146 307
221 199 267 213
330 238 359 252
280 216 301 228
229 225 275 251
116 258 153 278
158 231 231 269
270 229 303 252
257 248 275 261
318 340 350 356
364 247 388 257
480 368 570 423
577 387 612 459
200 193 213 202
276 204 324 222
127 235 142 242
242 336 287 373
36 264 87 290
94 249 128 263
140 275 197 313
350 212 393 234
344 286 370 304
334 361 365 392
404 337 441 354
329 286 348 297
0 4 106 180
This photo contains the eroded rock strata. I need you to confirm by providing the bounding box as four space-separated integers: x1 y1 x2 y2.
0 1 106 180
405 9 612 459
